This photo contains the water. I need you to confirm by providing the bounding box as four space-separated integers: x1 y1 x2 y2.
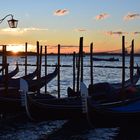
0 55 140 140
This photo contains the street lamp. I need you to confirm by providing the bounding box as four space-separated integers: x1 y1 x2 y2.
0 14 18 28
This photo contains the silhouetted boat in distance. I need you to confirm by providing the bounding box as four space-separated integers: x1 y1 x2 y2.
93 57 119 62
20 56 26 59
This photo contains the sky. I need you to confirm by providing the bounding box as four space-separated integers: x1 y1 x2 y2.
0 0 140 53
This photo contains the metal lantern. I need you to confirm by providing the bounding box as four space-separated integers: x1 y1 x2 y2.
8 18 18 28
0 14 18 28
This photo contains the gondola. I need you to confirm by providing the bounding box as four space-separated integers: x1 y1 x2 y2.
87 87 140 127
18 78 82 121
0 62 19 82
93 57 119 62
21 67 38 81
0 81 55 115
0 66 58 92
109 66 140 89
28 66 58 91
0 90 55 114
25 93 83 121
24 80 140 121
0 66 5 73
68 66 140 101
0 66 58 114
0 68 37 90
0 64 37 84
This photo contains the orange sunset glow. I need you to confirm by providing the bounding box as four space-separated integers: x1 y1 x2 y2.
0 0 140 54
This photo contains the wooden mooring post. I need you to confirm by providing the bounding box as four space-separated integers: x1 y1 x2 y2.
39 45 42 75
38 45 42 93
80 37 84 83
45 45 47 93
36 41 40 93
57 44 60 98
25 42 28 76
76 37 83 93
130 39 134 85
122 36 125 89
90 43 93 86
36 41 40 81
73 51 76 92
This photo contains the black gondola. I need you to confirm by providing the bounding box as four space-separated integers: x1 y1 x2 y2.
25 94 83 121
0 66 58 115
87 90 140 127
93 57 119 62
68 66 140 101
24 80 140 122
0 66 58 92
0 66 5 73
21 67 38 81
0 62 19 82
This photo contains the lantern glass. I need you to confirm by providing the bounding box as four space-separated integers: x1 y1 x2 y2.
7 18 18 28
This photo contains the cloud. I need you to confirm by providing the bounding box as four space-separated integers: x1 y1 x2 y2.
105 31 140 36
105 31 128 36
124 13 140 20
0 27 48 34
95 13 110 20
75 28 87 32
54 9 69 16
23 28 48 32
133 32 140 35
7 44 36 52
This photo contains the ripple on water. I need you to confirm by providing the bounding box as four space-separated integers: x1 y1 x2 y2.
0 120 66 140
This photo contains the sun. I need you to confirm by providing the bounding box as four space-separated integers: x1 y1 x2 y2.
12 49 19 54
8 45 25 53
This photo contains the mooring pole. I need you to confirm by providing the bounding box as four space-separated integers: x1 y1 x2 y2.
36 41 40 93
122 36 125 89
36 41 40 80
80 37 84 83
57 44 60 98
73 51 76 92
39 45 42 78
90 43 93 86
45 45 47 93
76 37 82 93
130 39 134 85
25 42 28 76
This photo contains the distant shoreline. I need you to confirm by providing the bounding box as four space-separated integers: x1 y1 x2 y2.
0 51 140 56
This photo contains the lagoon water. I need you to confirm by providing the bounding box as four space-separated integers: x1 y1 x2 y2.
0 55 140 140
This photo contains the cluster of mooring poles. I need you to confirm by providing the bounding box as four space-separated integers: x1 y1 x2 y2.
0 35 135 98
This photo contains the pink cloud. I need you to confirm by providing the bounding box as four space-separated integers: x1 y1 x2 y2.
54 9 69 16
124 13 140 20
133 32 140 35
75 29 87 32
105 31 128 36
95 13 110 20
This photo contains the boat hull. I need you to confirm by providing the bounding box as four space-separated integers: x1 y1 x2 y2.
26 95 84 121
87 97 140 127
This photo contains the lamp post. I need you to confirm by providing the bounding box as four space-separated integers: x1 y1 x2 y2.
0 14 18 28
